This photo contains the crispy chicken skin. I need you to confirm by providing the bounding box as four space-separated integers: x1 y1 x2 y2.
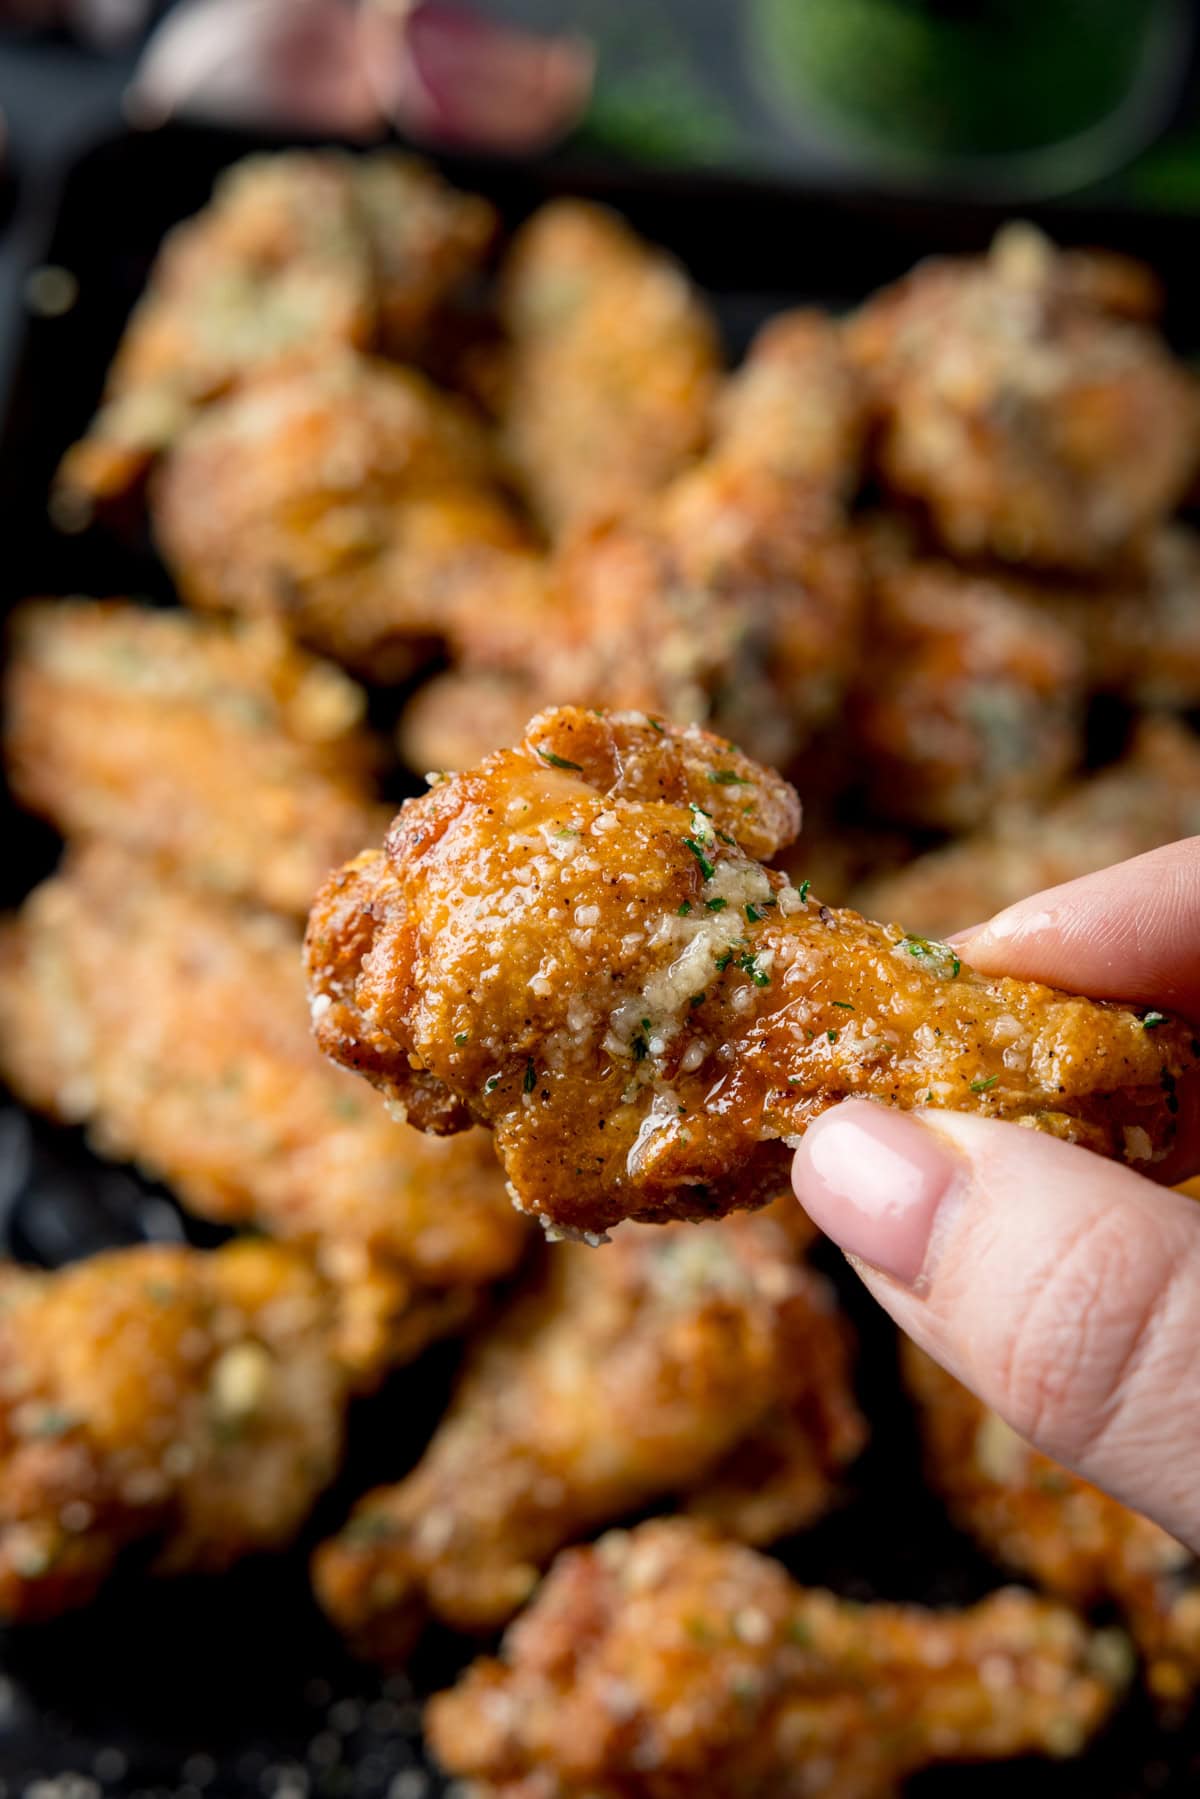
55 151 496 516
4 601 389 918
848 224 1198 572
314 1198 862 1658
306 708 1197 1238
498 200 721 536
852 529 1087 831
153 351 528 679
858 718 1200 940
0 846 526 1384
1043 524 1200 712
0 1241 346 1623
708 310 867 507
399 312 865 775
426 1519 1129 1799
903 1343 1200 1705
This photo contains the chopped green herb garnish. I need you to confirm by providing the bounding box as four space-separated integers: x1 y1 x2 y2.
646 715 665 733
344 1513 400 1546
832 1000 854 1010
632 1036 649 1062
455 1032 469 1046
925 1090 934 1103
678 900 692 915
523 1060 537 1093
798 879 811 903
745 903 761 923
788 1617 814 1647
553 826 578 839
970 1074 999 1094
715 950 733 972
902 936 961 980
1142 1011 1167 1029
708 768 750 786
485 1075 500 1093
827 1029 838 1044
690 992 706 1007
683 837 716 880
536 748 583 772
31 1408 77 1440
705 897 727 912
738 953 770 988
717 830 737 847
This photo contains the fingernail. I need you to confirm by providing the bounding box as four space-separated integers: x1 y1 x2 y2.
961 906 1054 959
792 1100 960 1287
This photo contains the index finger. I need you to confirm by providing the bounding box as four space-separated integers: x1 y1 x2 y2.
955 837 1200 1028
954 838 1200 1184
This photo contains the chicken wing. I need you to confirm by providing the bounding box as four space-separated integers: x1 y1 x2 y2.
848 223 1198 571
0 846 527 1384
399 311 865 775
4 600 389 918
306 708 1197 1238
857 717 1200 941
851 524 1087 831
55 151 496 517
426 1518 1129 1799
1042 524 1200 711
153 350 529 680
497 199 721 536
314 1197 862 1659
0 1240 346 1623
903 1342 1200 1705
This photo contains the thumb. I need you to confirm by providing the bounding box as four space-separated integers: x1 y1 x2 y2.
792 1099 1200 1550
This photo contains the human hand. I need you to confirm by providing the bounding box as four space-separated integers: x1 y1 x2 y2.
792 837 1200 1550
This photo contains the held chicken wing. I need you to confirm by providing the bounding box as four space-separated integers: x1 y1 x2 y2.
497 199 721 536
153 350 529 680
848 224 1198 571
858 717 1200 941
903 1342 1200 1705
0 1241 347 1624
55 151 496 517
3 600 389 917
314 1198 863 1659
426 1518 1130 1799
306 708 1198 1238
0 846 526 1384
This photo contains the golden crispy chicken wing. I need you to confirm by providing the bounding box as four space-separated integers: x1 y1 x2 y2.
55 151 495 517
852 527 1088 831
153 351 528 679
314 1197 862 1658
1042 524 1200 711
0 846 526 1384
4 600 389 917
903 1342 1200 1705
0 1241 346 1623
426 1518 1129 1799
708 309 867 505
498 199 721 536
306 708 1197 1238
399 312 865 775
848 224 1198 571
857 718 1200 940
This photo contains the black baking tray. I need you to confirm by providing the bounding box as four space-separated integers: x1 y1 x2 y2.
3 120 1200 1796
